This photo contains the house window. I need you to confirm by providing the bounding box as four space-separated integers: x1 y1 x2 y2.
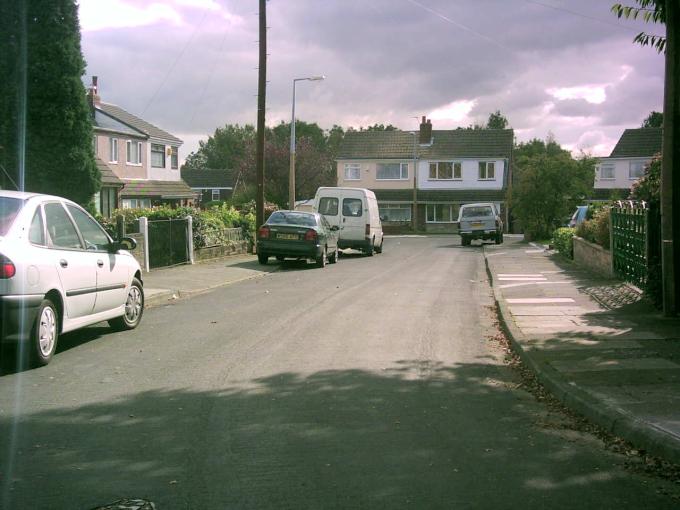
122 198 151 209
600 163 615 180
629 161 646 180
100 187 117 217
212 189 220 201
376 162 408 180
126 141 142 165
170 146 178 169
426 203 458 223
378 203 411 222
151 143 165 168
429 161 461 180
109 138 118 163
344 163 361 180
478 161 495 180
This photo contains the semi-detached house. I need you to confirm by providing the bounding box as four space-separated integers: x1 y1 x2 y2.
336 117 513 233
594 127 662 201
88 76 194 216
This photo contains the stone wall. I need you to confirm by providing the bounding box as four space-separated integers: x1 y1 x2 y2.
573 236 613 278
195 240 249 262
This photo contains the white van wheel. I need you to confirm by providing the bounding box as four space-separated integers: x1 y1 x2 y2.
375 239 383 254
365 238 374 257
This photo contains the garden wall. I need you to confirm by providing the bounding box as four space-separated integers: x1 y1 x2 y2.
573 236 613 278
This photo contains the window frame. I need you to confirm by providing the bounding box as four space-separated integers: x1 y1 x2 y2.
376 162 409 180
629 160 646 180
425 203 458 224
29 206 47 247
66 204 113 252
126 140 143 166
428 161 462 180
43 201 85 251
170 146 179 169
600 163 615 180
478 161 496 181
318 197 339 216
151 143 166 168
109 137 118 163
378 203 412 222
211 189 220 201
344 163 361 181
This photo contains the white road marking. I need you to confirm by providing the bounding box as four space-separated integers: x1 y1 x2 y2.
498 277 547 281
497 274 545 277
507 298 575 304
525 249 544 254
485 252 507 257
500 282 570 289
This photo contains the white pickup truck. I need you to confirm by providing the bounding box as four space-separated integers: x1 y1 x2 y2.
458 202 504 246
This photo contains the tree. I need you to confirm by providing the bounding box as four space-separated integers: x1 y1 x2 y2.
642 111 664 128
0 0 99 205
486 110 509 129
612 1 666 53
510 138 595 239
182 124 256 171
361 124 397 132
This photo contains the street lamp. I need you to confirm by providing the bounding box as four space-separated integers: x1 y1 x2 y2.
410 116 420 231
289 75 325 210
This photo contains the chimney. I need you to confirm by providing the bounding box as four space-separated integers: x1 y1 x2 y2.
419 116 432 145
87 76 101 112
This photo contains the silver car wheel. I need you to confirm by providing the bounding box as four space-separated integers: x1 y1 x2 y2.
125 286 143 324
38 306 57 357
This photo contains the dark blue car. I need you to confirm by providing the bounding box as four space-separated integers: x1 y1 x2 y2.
256 211 340 268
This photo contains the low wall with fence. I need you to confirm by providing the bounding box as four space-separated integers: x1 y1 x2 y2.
194 227 249 262
573 236 613 278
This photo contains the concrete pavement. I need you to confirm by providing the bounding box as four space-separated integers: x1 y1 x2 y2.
142 254 277 307
484 236 680 464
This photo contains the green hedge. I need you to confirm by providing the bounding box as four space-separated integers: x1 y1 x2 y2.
575 207 610 250
100 204 257 250
551 227 575 259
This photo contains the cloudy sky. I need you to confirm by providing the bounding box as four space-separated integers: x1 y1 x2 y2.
78 0 665 161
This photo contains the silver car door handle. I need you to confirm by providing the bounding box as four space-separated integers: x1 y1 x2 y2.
59 259 68 268
97 260 104 268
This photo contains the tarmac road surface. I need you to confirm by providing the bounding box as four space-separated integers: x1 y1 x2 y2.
0 236 677 509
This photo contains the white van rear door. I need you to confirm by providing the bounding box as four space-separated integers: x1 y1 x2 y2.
341 196 365 240
317 196 340 228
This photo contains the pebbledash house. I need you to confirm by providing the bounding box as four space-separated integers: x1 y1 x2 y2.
336 117 513 233
87 76 195 216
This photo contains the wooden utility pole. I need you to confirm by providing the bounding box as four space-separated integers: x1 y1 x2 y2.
661 0 679 315
255 0 267 229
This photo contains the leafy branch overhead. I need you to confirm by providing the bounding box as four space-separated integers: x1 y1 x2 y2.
611 1 667 53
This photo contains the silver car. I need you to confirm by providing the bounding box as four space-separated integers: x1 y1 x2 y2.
0 191 144 366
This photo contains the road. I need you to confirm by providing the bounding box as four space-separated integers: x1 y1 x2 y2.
0 236 677 509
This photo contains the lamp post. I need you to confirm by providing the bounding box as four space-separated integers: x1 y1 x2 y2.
410 117 420 231
289 75 325 210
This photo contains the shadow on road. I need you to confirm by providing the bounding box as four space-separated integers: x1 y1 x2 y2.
1 360 673 509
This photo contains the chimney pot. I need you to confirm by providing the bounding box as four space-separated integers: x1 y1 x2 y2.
419 116 432 145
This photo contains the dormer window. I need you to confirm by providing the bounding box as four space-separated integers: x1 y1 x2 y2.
151 143 165 168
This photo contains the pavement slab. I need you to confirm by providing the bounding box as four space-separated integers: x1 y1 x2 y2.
485 238 680 464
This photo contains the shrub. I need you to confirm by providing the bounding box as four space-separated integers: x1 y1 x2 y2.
575 207 610 250
551 227 575 259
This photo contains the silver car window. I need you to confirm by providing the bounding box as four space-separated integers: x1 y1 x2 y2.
29 208 46 246
44 202 83 250
66 204 110 251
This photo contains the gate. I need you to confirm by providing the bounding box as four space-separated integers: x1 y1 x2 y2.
611 207 648 287
147 218 190 269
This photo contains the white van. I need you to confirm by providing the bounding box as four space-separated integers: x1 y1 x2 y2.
314 187 384 255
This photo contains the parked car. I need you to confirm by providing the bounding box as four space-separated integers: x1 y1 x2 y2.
0 191 143 366
458 202 503 246
256 210 339 268
568 205 589 228
314 187 384 256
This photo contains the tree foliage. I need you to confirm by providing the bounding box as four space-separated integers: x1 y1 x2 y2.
0 0 99 205
612 1 666 53
510 138 595 240
641 111 663 128
486 110 509 129
629 153 661 207
182 121 340 207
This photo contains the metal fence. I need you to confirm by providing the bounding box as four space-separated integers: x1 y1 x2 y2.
195 227 244 249
611 207 648 287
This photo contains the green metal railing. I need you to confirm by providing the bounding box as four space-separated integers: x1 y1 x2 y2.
611 207 648 287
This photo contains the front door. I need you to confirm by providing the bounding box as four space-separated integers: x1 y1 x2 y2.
44 202 97 319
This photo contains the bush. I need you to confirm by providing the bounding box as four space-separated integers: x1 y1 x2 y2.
551 227 575 259
575 207 610 250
